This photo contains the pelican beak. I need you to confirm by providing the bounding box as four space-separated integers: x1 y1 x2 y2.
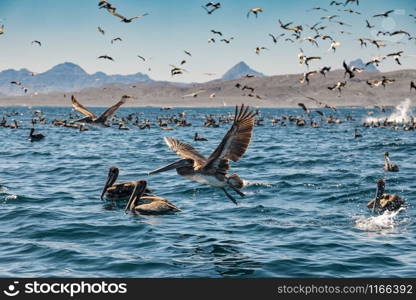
148 159 192 175
125 180 147 212
100 168 118 201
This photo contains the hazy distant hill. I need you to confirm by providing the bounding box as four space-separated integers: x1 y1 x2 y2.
2 69 414 108
0 62 153 96
349 59 380 72
221 61 265 80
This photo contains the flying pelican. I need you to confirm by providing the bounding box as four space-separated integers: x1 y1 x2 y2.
98 55 114 61
367 179 404 213
31 40 41 46
373 10 394 18
111 37 122 44
247 8 263 18
182 90 206 98
299 71 317 85
0 25 4 35
343 61 363 78
319 66 331 77
344 0 359 6
149 104 257 204
328 81 347 95
108 10 149 23
124 180 181 215
101 166 153 201
411 81 416 91
384 152 399 172
365 20 374 28
328 41 341 53
71 95 130 127
98 26 105 35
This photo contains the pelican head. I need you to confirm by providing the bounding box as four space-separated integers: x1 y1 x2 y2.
101 166 119 200
384 151 389 157
373 178 385 213
148 159 193 175
125 180 147 212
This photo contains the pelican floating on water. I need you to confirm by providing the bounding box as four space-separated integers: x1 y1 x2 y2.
125 180 181 215
101 166 152 201
383 152 399 172
29 128 45 141
71 95 131 127
149 104 256 204
367 179 404 213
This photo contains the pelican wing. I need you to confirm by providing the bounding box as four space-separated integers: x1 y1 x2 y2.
71 95 97 119
108 10 125 19
203 104 256 173
164 137 207 168
96 97 127 123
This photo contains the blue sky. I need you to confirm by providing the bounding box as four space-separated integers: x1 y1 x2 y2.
0 0 415 82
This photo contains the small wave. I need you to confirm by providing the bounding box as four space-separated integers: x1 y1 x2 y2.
354 207 406 231
243 180 273 188
4 194 18 201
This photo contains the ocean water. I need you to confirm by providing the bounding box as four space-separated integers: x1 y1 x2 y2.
0 105 415 278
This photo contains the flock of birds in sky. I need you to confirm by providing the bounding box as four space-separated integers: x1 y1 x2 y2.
2 0 416 98
1 0 415 215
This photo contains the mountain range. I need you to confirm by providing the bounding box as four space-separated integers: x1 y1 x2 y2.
0 62 153 96
0 59 379 96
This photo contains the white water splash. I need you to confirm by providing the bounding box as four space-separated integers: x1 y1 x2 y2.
243 180 273 188
365 99 414 124
4 194 17 201
354 207 405 232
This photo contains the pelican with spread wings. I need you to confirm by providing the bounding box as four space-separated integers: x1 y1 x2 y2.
71 95 131 127
149 104 257 204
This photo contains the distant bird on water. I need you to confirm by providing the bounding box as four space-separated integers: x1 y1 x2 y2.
383 152 399 172
29 128 45 142
101 166 153 201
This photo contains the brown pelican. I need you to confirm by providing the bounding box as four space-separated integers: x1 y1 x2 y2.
384 152 399 172
29 128 45 141
101 166 152 201
373 10 394 18
367 179 404 213
194 132 207 141
125 180 181 215
149 104 256 204
108 10 149 23
247 8 263 18
343 61 363 78
411 81 416 92
98 26 105 35
71 95 130 127
97 55 114 61
354 128 362 138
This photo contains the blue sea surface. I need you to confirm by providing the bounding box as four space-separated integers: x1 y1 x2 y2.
0 106 415 277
